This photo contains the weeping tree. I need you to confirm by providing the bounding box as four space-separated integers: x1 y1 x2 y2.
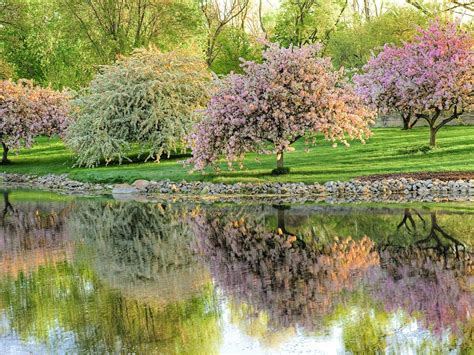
0 79 70 164
65 47 211 167
188 43 374 174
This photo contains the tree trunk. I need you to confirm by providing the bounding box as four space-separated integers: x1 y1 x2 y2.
429 127 436 147
276 150 284 169
401 112 415 130
1 142 9 164
402 117 410 130
277 208 287 234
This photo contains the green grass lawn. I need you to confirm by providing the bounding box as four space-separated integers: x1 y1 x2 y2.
1 126 473 184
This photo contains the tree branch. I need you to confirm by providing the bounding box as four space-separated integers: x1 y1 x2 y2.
405 0 432 15
434 106 464 132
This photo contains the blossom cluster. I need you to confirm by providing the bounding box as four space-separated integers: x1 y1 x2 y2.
0 79 70 151
355 20 473 117
188 43 375 170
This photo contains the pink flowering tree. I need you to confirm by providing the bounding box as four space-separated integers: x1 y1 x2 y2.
0 80 69 164
354 46 416 130
355 21 473 145
188 43 374 174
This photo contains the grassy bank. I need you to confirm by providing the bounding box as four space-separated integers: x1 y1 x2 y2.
1 126 473 184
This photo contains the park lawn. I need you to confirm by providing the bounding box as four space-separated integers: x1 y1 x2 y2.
0 126 473 184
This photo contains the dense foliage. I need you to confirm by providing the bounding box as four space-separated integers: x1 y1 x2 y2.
3 0 468 86
271 0 347 47
355 21 473 145
0 58 15 80
0 79 70 163
189 43 374 172
0 0 204 88
326 6 428 70
65 48 211 167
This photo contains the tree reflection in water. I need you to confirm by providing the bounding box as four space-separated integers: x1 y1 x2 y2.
0 198 222 354
373 210 473 344
191 204 473 351
0 196 472 353
68 200 212 303
0 190 72 275
191 206 380 331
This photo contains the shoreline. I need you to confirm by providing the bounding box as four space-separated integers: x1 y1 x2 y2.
1 172 473 204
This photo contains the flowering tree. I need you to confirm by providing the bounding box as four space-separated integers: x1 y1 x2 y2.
65 48 210 167
188 43 374 173
354 46 416 130
355 21 473 145
0 79 69 164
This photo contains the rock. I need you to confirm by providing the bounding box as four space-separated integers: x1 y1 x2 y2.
112 183 138 194
132 179 150 190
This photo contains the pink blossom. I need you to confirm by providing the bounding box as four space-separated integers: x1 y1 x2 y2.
0 79 70 153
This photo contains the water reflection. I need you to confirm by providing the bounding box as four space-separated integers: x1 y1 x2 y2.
68 201 211 303
0 191 472 353
0 195 221 354
0 190 72 276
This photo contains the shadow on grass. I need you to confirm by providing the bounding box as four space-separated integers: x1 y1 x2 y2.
20 146 68 156
81 151 193 168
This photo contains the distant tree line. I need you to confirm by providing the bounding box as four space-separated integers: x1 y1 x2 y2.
1 0 471 88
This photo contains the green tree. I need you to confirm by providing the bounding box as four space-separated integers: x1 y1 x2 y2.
326 6 428 70
61 0 203 62
0 0 205 89
198 0 251 67
0 0 94 88
210 26 262 75
271 0 348 47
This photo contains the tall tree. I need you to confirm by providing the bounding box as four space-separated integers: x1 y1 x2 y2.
209 26 262 74
272 0 349 48
0 0 95 88
199 0 251 66
326 6 428 70
62 0 203 62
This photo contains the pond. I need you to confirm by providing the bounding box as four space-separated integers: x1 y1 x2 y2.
0 189 472 354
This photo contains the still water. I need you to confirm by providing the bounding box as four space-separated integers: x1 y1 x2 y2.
0 189 472 354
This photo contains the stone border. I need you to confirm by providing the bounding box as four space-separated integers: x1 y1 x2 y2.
0 173 110 194
1 173 473 203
